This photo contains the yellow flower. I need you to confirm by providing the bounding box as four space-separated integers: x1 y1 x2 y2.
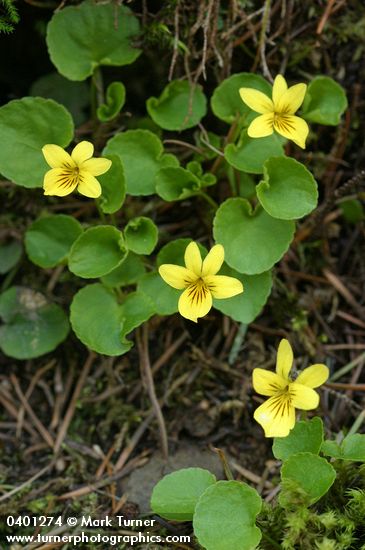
239 75 309 149
253 339 329 437
158 241 243 323
42 141 112 198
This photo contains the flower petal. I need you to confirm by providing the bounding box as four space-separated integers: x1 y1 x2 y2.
295 364 329 388
254 395 295 438
42 144 74 169
81 157 112 176
289 383 319 410
276 339 293 381
247 113 274 138
276 83 307 115
272 74 288 106
178 284 213 323
43 168 77 197
77 171 101 198
273 115 309 149
239 88 273 114
252 368 287 396
159 265 196 290
202 244 224 276
184 242 203 275
204 274 243 299
71 141 94 165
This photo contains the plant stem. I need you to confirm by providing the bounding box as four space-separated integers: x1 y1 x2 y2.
213 447 234 480
198 190 219 210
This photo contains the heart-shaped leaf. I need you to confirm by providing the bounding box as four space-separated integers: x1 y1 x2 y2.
213 198 295 274
46 1 141 81
0 97 73 188
98 154 126 214
225 130 284 174
147 80 207 131
104 129 178 195
97 82 126 122
273 418 324 461
301 76 347 125
124 217 158 255
257 157 318 220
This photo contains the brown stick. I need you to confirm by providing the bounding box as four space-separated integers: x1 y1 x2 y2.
53 351 95 454
137 324 169 461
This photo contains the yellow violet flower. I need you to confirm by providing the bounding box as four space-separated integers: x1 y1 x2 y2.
253 339 329 438
42 141 112 198
159 241 243 323
239 74 309 149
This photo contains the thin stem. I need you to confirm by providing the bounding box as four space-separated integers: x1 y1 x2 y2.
213 447 234 480
137 324 169 460
198 190 219 210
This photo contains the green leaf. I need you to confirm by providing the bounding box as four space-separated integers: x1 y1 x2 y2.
103 129 178 196
257 157 318 220
25 215 82 268
146 80 207 131
301 76 347 125
46 1 141 81
70 283 153 356
138 272 179 316
273 418 324 461
213 198 295 274
193 481 262 550
322 434 365 462
213 268 272 324
0 286 69 359
280 452 336 504
211 72 272 124
156 166 201 201
69 226 127 278
151 468 216 522
98 155 126 214
0 97 74 188
225 130 285 174
0 241 22 274
339 199 365 224
156 165 216 201
30 72 89 126
124 217 158 255
101 253 146 288
70 283 131 356
97 82 126 122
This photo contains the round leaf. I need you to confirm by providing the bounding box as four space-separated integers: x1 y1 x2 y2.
155 166 201 201
213 268 272 324
151 468 216 522
138 272 179 316
273 418 324 461
146 80 207 131
257 157 318 220
301 76 347 125
25 214 82 268
101 253 146 288
98 154 126 214
322 434 365 462
69 226 126 278
97 82 126 122
193 481 262 550
281 452 336 504
46 1 141 81
30 72 89 126
104 129 178 195
0 241 22 274
124 217 158 255
70 283 131 356
0 97 74 188
0 287 69 359
70 284 154 355
225 130 285 174
213 198 295 274
211 73 272 124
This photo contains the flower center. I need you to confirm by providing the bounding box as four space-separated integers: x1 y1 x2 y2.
186 278 209 305
57 164 81 189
